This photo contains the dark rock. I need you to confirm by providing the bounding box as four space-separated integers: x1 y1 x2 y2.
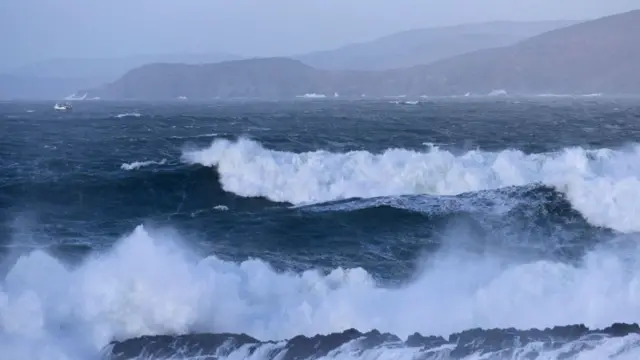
405 332 448 348
281 328 364 360
108 333 257 360
103 322 640 360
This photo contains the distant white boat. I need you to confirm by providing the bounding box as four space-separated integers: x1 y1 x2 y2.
54 102 73 111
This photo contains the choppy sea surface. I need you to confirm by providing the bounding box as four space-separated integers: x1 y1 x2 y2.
2 98 640 359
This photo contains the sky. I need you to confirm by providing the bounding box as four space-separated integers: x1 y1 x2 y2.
1 0 638 69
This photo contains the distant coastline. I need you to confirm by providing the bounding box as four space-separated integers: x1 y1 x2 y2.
3 12 640 100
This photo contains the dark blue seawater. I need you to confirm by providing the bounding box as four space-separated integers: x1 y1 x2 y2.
2 97 640 359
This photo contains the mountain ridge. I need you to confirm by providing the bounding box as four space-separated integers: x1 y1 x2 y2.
294 20 578 70
29 10 640 99
403 9 640 95
3 19 578 100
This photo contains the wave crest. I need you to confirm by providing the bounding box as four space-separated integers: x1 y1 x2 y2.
182 137 640 233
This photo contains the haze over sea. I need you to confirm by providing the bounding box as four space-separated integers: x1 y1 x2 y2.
3 97 640 359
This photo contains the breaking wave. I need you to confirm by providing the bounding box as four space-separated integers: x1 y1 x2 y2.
182 137 640 233
3 224 640 359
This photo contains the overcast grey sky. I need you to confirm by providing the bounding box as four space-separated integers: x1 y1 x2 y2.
1 0 638 69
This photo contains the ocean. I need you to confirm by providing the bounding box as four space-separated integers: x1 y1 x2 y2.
2 97 640 359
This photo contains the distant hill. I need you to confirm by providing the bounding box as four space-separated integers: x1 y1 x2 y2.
81 58 349 100
402 9 640 95
294 20 577 70
83 10 640 100
9 52 242 85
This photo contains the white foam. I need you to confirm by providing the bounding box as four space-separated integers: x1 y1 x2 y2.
182 138 640 233
536 93 604 98
120 159 167 171
250 334 640 360
115 112 141 118
3 225 640 359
